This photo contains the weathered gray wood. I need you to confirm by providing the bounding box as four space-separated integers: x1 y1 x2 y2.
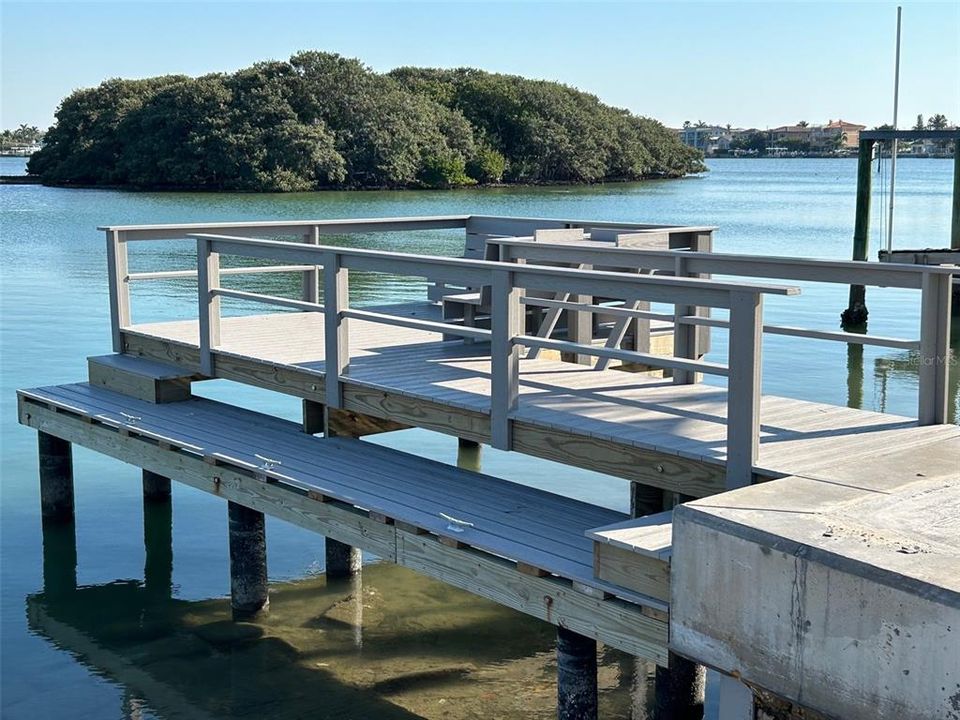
490 269 521 450
517 335 728 377
344 307 491 341
491 240 955 288
323 252 349 409
918 272 952 425
101 215 470 241
129 264 314 281
105 230 130 352
725 291 763 489
672 255 699 385
214 287 324 313
196 238 221 376
38 432 73 520
302 227 321 304
88 354 193 403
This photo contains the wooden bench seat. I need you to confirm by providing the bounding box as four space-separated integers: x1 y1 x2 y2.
586 513 672 602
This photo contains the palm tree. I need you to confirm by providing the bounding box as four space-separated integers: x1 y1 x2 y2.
797 120 809 128
927 114 948 130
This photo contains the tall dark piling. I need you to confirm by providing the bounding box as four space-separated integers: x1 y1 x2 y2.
631 482 706 719
843 139 875 327
227 501 268 618
143 480 173 600
556 625 598 720
39 432 74 521
142 469 171 502
41 516 77 598
326 539 362 580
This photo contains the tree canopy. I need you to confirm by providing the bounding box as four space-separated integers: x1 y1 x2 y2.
28 52 704 191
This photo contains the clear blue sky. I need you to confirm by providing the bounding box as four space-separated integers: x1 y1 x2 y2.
2 1 957 131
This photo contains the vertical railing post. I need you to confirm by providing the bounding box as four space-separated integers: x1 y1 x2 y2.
673 255 699 384
302 225 321 304
196 237 221 377
106 229 131 353
490 268 521 450
918 271 952 425
725 290 763 489
324 251 349 409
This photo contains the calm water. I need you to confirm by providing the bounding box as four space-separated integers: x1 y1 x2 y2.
1 156 956 719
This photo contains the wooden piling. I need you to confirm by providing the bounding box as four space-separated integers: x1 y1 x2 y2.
38 431 74 521
631 482 707 719
843 139 874 327
227 501 268 618
143 483 173 600
41 516 77 598
952 138 960 250
142 469 171 503
654 652 706 720
556 625 598 720
325 539 362 580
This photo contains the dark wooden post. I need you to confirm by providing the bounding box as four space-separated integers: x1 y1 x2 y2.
227 501 268 619
556 625 598 720
843 138 874 327
457 437 482 473
143 477 173 600
952 138 960 250
631 483 707 719
41 516 77 598
38 432 74 521
142 469 171 502
320 407 363 580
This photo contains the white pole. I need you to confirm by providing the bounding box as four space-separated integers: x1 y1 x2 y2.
886 5 902 253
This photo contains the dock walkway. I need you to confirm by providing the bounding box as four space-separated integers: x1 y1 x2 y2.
124 309 959 492
18 381 668 662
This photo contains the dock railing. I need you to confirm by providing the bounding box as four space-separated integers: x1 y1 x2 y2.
176 232 797 489
494 239 956 426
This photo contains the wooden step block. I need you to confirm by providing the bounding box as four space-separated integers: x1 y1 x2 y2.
586 511 672 602
88 354 196 403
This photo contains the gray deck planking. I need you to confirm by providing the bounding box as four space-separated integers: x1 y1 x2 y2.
22 384 627 585
126 309 959 481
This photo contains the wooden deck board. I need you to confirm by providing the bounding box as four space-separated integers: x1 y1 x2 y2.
22 383 626 581
125 309 958 483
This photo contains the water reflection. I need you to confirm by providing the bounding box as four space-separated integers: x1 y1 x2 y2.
31 506 646 719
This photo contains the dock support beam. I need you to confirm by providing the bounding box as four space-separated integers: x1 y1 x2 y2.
843 138 874 327
39 432 74 521
227 501 268 619
556 625 598 720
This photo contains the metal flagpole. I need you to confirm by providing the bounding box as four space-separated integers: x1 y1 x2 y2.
886 6 902 253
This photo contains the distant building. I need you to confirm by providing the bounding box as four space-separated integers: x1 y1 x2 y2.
771 125 814 146
677 125 735 155
823 119 866 149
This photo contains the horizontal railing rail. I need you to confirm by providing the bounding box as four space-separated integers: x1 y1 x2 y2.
182 232 799 489
499 239 955 425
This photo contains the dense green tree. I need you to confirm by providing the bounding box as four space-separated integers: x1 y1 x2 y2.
28 51 703 190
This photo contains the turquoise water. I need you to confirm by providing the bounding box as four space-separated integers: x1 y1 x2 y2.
1 157 956 719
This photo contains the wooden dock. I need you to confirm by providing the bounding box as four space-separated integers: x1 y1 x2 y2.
17 214 957 720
